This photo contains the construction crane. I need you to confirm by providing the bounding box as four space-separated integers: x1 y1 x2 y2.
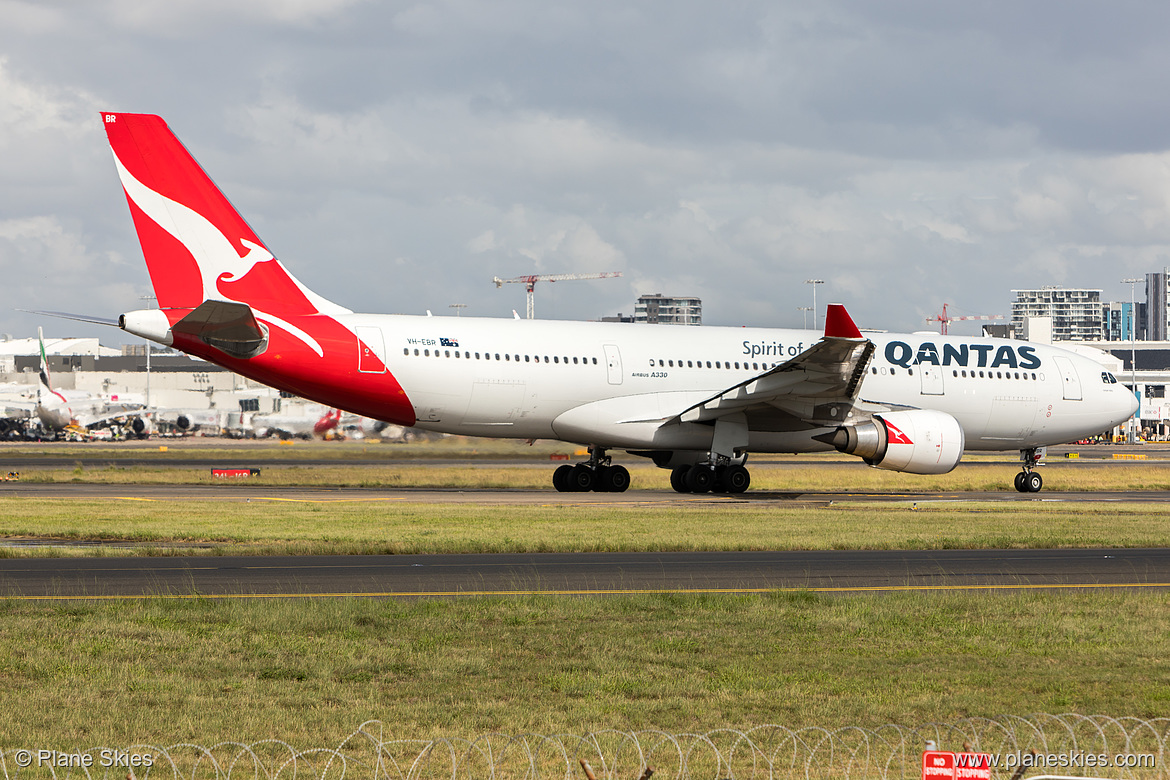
492 272 622 319
926 303 1004 335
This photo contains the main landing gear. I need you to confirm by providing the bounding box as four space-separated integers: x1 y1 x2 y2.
552 446 631 492
1014 447 1045 493
669 462 751 494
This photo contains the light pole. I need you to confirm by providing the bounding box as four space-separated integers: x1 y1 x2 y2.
798 306 812 329
449 304 467 317
805 279 825 329
1122 277 1141 443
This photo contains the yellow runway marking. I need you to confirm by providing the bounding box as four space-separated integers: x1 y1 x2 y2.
112 496 407 504
10 582 1169 600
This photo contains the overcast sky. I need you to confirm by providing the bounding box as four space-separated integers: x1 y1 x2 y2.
4 0 1170 343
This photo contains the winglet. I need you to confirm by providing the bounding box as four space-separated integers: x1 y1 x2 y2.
824 304 863 339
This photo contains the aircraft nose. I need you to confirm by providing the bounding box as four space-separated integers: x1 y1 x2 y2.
1121 387 1139 421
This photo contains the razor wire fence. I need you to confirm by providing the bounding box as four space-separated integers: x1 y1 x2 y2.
1 714 1166 780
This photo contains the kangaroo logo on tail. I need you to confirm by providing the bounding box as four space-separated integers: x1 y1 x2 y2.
103 113 351 357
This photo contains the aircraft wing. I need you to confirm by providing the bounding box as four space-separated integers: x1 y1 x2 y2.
667 304 875 429
74 405 148 430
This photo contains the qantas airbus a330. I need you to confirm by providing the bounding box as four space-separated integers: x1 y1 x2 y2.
96 112 1136 493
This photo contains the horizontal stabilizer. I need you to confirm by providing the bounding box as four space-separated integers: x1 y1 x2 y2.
18 309 120 327
172 300 268 359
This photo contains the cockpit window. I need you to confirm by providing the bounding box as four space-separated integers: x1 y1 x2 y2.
1101 372 1118 384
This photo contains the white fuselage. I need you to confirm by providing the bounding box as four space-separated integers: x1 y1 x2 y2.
341 314 1137 453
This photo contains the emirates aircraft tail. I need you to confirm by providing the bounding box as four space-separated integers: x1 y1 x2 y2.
103 112 415 426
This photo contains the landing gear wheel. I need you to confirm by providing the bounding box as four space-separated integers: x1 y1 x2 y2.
597 464 631 492
723 464 750 493
553 464 573 493
1013 472 1028 493
670 467 690 493
569 464 595 492
1025 471 1043 493
685 465 714 493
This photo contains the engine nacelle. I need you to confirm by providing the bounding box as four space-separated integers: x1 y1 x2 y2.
130 416 154 436
175 415 191 431
818 409 964 475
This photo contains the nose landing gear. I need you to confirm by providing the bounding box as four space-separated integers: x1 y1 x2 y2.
1014 447 1045 493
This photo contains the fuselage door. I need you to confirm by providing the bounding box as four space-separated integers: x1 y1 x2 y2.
918 363 944 396
603 344 623 385
356 326 386 373
1053 355 1082 401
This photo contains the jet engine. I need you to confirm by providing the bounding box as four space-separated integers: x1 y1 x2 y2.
175 415 191 431
816 409 964 475
130 416 154 437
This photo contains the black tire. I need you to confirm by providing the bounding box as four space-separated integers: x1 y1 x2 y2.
552 464 573 492
686 465 714 493
670 467 690 493
570 464 595 492
1025 471 1043 493
601 465 631 493
1013 472 1028 493
723 465 750 493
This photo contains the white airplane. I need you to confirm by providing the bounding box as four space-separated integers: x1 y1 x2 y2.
26 328 149 438
98 112 1136 493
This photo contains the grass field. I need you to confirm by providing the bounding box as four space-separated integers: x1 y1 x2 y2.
9 459 1170 492
0 498 1168 556
2 440 1166 754
1 589 1166 748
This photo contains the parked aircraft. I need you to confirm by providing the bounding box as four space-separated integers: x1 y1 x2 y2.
24 328 148 438
252 406 342 439
99 112 1136 492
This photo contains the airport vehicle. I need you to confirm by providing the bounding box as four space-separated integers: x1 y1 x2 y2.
101 112 1137 492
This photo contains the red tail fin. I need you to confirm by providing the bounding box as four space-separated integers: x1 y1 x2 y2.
101 112 348 318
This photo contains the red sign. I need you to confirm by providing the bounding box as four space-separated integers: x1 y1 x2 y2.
922 752 990 780
211 468 261 478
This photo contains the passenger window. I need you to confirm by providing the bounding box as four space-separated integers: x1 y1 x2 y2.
554 356 559 363
424 349 430 356
413 349 419 356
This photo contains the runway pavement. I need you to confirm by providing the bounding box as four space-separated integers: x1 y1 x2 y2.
3 481 1170 504
1 548 1167 599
